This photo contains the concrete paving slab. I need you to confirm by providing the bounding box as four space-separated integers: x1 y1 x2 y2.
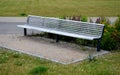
0 34 109 64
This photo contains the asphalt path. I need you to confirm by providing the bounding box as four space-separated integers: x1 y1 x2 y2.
0 22 24 34
0 17 118 34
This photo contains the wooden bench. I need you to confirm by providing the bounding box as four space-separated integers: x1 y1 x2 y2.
17 15 105 51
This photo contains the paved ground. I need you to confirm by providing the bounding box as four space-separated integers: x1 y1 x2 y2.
0 17 26 34
0 17 109 64
0 17 118 24
0 22 24 34
0 34 109 64
0 17 26 22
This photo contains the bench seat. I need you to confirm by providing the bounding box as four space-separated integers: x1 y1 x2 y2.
17 25 100 40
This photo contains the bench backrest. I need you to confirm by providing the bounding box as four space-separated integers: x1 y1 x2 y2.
26 15 104 38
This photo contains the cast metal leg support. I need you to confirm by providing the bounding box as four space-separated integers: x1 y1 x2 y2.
24 28 27 36
97 39 101 51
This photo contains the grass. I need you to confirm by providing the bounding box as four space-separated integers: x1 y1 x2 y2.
0 48 120 75
0 0 120 17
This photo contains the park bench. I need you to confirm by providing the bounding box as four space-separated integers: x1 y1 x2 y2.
17 15 105 51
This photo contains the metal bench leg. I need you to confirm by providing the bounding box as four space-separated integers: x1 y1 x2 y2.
97 39 101 51
24 28 27 36
56 35 59 42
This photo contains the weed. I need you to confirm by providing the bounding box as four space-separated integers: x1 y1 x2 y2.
81 16 87 22
29 66 48 75
96 69 112 75
12 52 20 58
81 46 88 51
0 54 9 64
20 13 27 16
88 54 96 62
14 60 23 66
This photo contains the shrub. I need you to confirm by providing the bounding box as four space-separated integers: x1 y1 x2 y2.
114 16 120 31
81 16 87 22
99 17 120 50
96 17 101 23
111 16 120 49
101 31 117 50
96 17 115 50
59 16 65 19
112 16 120 42
112 30 120 42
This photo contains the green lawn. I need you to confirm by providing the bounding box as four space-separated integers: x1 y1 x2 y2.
0 0 120 17
0 48 120 75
